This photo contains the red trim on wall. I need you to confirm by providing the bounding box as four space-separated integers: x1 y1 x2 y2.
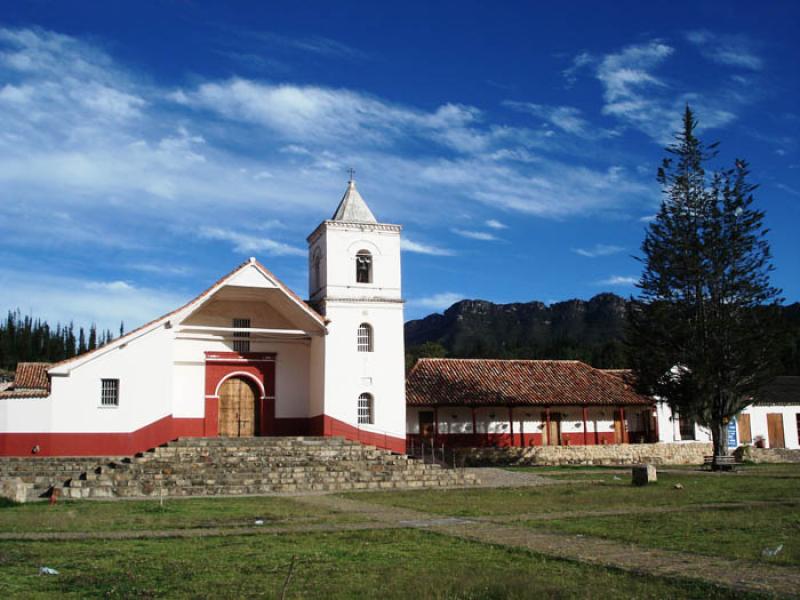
0 415 204 457
310 414 406 454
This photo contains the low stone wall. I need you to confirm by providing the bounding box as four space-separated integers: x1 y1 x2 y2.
735 446 800 464
456 442 713 466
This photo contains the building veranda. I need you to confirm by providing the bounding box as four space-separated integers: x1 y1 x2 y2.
406 358 656 448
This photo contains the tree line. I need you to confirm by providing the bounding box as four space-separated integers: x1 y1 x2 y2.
0 310 124 373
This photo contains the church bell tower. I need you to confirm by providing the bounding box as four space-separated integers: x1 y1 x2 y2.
306 176 406 451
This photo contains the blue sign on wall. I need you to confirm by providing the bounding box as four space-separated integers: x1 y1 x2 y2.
727 418 738 448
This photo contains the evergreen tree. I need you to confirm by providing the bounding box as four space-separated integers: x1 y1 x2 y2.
88 324 97 351
628 107 782 467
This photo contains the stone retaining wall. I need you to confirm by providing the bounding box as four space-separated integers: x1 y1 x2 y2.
735 446 800 464
456 442 713 466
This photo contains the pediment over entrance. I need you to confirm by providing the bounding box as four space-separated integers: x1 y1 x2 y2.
177 262 326 336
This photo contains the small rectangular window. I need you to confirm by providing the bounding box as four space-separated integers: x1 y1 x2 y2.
101 379 119 407
233 318 251 353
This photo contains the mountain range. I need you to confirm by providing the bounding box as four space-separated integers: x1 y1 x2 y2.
404 293 800 374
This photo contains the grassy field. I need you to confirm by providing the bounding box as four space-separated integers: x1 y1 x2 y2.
341 470 800 516
0 496 362 533
0 529 762 599
1 464 798 598
534 504 800 566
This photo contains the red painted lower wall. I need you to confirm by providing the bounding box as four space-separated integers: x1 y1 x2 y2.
309 415 406 454
0 416 205 457
0 413 405 457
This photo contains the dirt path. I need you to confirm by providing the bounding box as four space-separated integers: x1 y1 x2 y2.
296 494 800 598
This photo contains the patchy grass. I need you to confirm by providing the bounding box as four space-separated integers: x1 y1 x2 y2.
0 529 763 599
0 496 361 533
533 505 800 567
342 470 800 517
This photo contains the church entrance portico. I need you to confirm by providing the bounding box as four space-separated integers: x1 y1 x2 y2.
204 352 276 437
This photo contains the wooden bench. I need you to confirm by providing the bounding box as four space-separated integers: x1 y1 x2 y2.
703 455 741 471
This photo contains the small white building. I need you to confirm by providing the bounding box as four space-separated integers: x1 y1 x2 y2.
0 179 407 456
655 376 800 450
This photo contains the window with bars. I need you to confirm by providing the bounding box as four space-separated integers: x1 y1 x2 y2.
233 318 251 353
358 393 373 424
357 323 373 352
100 379 119 407
356 251 372 283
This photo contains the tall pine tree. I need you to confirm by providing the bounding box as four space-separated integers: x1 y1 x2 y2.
628 107 782 466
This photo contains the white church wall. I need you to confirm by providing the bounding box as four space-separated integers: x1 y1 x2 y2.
323 300 406 438
308 335 326 418
38 326 174 434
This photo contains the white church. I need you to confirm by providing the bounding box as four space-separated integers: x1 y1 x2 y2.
0 179 408 456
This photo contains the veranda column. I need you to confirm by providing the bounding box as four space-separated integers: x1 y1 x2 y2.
434 406 439 444
545 407 551 446
471 407 477 446
620 407 628 443
508 406 514 447
582 406 589 446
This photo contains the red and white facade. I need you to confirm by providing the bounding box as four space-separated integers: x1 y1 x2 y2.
0 180 407 456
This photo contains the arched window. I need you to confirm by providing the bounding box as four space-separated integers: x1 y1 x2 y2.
358 393 373 424
357 323 373 352
356 250 372 283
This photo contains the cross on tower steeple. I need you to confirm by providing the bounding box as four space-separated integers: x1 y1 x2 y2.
347 167 356 183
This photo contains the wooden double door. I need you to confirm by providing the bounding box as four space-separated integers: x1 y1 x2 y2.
218 377 260 437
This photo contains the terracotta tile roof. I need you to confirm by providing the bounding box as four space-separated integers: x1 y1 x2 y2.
13 362 51 390
406 359 653 407
0 389 49 399
50 259 326 371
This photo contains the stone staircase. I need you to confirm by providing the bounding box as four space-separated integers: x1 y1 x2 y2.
1 437 478 501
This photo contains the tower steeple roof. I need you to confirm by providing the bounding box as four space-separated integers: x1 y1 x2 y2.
331 178 377 223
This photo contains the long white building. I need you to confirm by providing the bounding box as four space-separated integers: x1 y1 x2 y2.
0 179 407 456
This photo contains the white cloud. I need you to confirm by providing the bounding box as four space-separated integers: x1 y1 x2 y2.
485 219 507 229
409 292 464 311
197 227 305 256
685 30 763 70
639 214 657 223
572 244 625 258
504 101 616 139
400 238 456 256
85 280 134 292
595 40 744 143
597 275 638 286
0 268 186 333
452 228 498 241
563 51 593 86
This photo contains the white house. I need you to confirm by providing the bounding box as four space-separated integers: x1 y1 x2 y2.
655 376 800 450
0 179 407 456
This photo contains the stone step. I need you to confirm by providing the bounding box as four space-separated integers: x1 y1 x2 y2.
2 436 479 501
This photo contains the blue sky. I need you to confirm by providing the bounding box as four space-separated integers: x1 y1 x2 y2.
0 1 798 331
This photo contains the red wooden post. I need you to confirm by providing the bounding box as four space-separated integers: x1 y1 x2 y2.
545 407 551 446
471 407 477 446
508 406 514 447
620 406 628 443
582 406 589 446
520 415 525 447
